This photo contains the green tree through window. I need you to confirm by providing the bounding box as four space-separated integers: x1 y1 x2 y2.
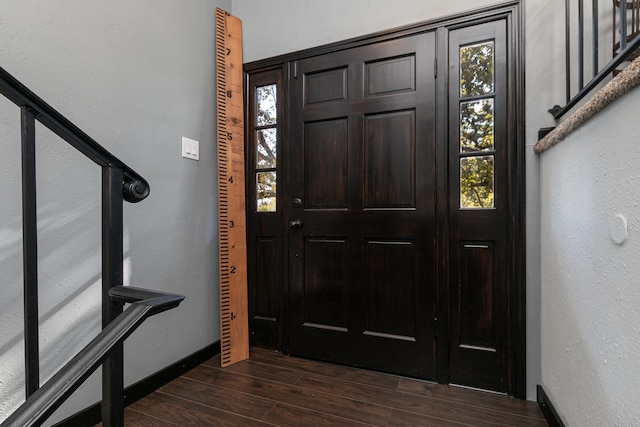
460 42 494 97
459 41 495 209
256 84 277 211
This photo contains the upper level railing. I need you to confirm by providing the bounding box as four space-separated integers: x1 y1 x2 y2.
549 0 640 119
0 66 182 426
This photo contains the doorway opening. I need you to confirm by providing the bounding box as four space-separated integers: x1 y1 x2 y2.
244 3 525 397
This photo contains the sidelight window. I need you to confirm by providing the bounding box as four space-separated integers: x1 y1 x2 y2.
255 84 277 211
458 41 495 209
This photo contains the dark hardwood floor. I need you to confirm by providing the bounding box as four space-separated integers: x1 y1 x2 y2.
117 347 547 426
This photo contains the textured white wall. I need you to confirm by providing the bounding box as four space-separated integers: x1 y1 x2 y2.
526 0 566 403
540 87 640 426
0 0 230 423
233 0 563 401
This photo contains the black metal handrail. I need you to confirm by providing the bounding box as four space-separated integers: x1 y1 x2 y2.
0 67 149 202
550 0 640 119
0 287 184 427
0 66 178 426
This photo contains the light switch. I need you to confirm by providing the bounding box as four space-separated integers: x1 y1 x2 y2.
182 137 199 161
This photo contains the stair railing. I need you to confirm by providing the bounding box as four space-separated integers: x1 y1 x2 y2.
0 66 184 427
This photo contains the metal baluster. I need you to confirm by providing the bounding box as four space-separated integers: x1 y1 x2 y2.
566 0 572 102
633 0 636 37
593 0 599 77
102 165 125 427
614 0 618 57
579 0 585 89
633 0 640 37
21 106 39 399
621 0 628 50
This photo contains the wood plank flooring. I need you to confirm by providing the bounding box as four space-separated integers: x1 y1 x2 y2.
119 347 547 426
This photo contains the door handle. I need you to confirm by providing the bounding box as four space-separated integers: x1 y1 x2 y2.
289 219 303 229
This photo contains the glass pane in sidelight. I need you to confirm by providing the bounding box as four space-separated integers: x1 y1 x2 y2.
460 99 494 152
460 41 494 97
257 171 277 212
460 155 494 209
256 84 277 126
257 128 277 169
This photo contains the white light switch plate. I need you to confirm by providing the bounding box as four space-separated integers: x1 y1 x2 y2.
182 137 199 160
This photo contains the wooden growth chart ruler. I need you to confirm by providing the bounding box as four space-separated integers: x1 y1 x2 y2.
215 8 249 367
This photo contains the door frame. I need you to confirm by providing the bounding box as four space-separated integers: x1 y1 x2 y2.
244 1 526 398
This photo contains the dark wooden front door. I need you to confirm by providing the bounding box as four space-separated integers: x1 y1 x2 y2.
245 3 524 396
286 33 438 378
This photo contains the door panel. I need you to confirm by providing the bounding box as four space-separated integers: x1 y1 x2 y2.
364 240 416 341
459 242 495 348
254 238 279 320
365 55 415 96
305 120 348 208
303 238 350 330
305 68 348 104
364 111 415 208
288 32 437 379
